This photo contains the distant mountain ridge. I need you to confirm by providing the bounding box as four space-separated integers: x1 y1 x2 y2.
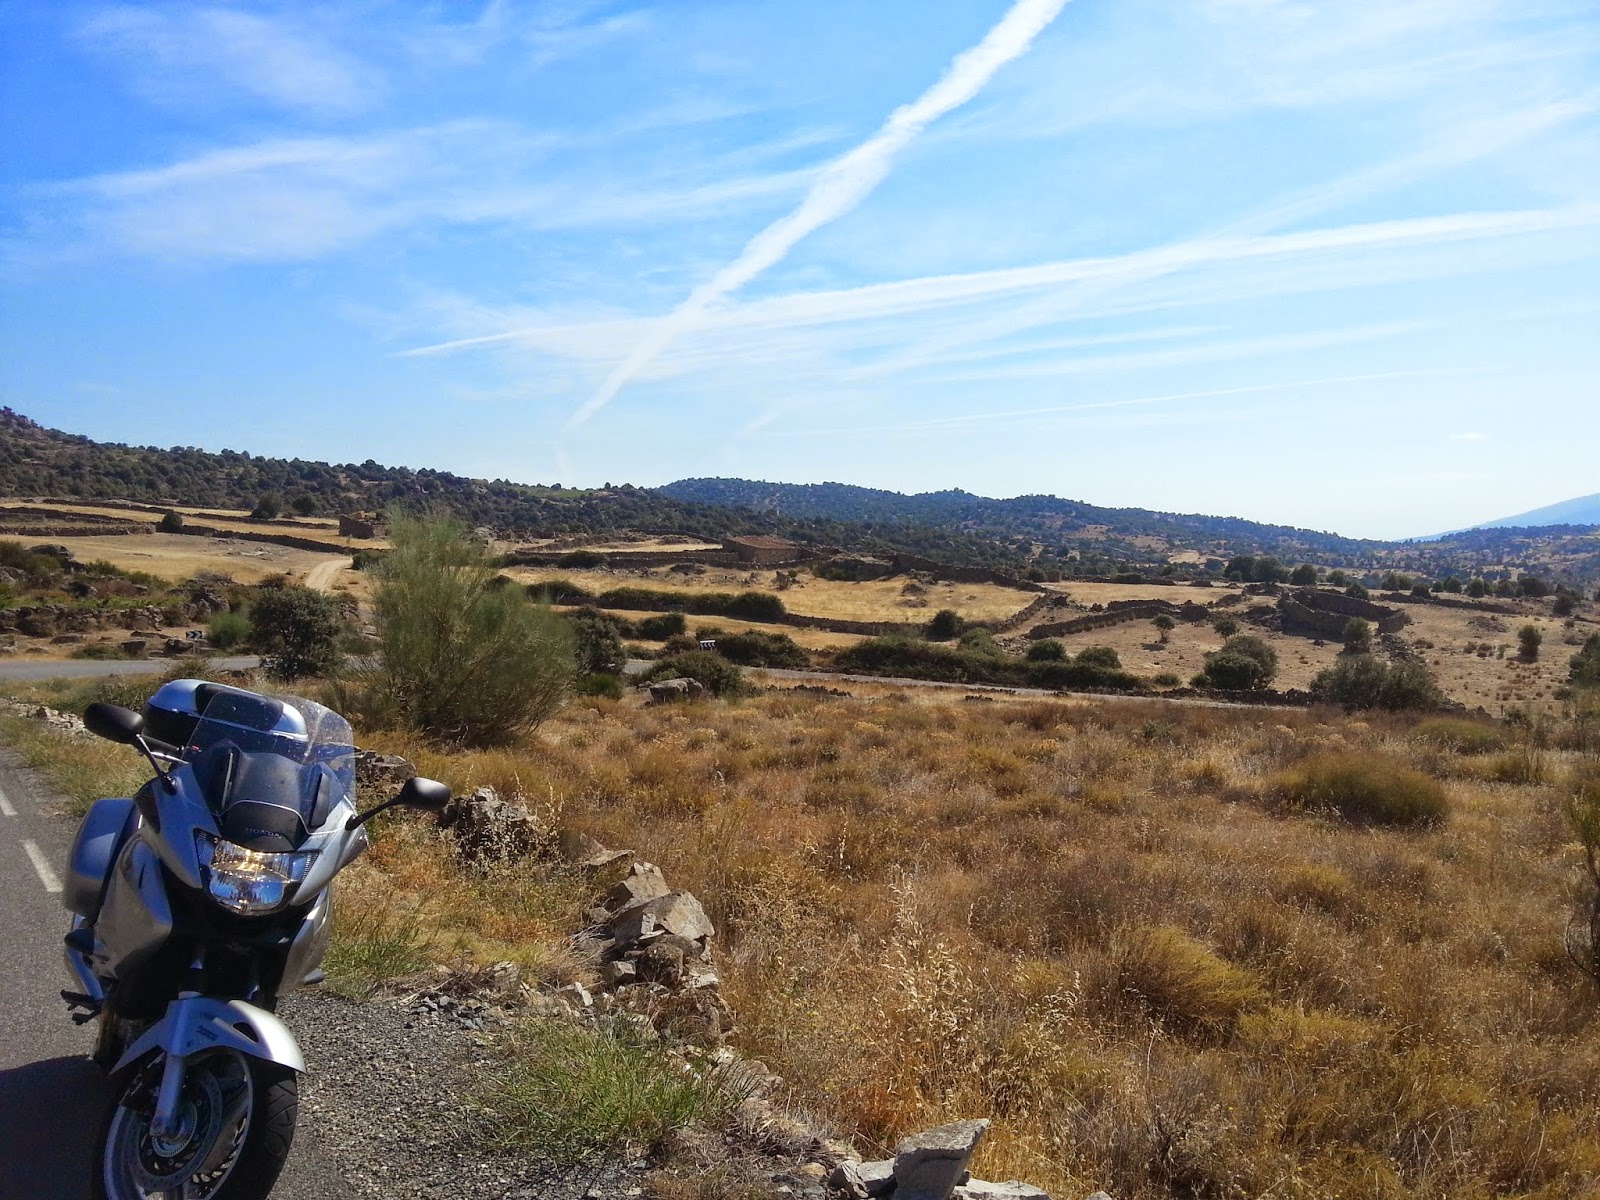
1471 493 1600 531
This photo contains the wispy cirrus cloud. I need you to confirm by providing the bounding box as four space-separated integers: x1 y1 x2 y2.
77 5 377 114
565 0 1074 428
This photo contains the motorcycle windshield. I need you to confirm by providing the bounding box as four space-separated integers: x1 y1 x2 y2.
188 690 356 842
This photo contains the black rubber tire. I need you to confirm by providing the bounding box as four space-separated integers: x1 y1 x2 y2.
94 1050 298 1200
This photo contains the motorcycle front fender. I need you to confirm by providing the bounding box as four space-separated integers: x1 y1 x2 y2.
112 996 305 1077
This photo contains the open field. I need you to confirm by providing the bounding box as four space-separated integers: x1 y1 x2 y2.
35 533 345 586
1049 579 1247 605
588 609 865 651
506 564 1034 624
329 687 1600 1198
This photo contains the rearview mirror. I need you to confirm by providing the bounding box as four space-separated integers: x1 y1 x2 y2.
346 776 452 830
84 703 144 745
396 776 451 811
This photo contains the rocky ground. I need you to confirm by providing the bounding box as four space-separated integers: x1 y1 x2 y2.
285 987 644 1200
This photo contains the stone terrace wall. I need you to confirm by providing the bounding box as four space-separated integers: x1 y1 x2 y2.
1279 588 1409 636
890 553 1046 592
1027 598 1214 639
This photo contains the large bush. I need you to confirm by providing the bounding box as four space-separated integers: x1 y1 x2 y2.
1572 634 1600 688
1196 634 1277 690
370 510 575 745
1311 654 1443 711
249 585 343 679
643 651 746 698
634 612 687 640
567 608 627 675
710 630 810 668
1273 752 1448 826
925 609 963 640
594 587 785 623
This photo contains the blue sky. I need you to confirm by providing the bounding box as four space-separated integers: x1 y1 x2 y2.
2 0 1597 539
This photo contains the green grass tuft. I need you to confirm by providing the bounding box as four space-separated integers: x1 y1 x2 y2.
1273 751 1449 826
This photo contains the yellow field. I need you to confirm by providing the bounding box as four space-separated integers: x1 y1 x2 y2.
508 565 1033 624
41 534 344 586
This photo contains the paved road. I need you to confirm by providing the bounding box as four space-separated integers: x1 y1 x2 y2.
0 747 347 1199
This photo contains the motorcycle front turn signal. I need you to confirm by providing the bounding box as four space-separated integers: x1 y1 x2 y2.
195 832 317 915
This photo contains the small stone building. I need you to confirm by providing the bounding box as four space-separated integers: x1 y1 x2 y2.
722 535 799 564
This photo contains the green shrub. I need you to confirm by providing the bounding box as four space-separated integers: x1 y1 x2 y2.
68 642 127 660
1076 645 1121 670
1345 583 1370 600
1197 634 1277 690
526 578 594 605
1026 638 1066 662
1212 616 1240 638
1342 618 1374 652
368 510 576 745
710 630 809 668
635 612 687 640
925 609 963 640
1290 564 1318 586
477 1021 747 1164
1573 634 1600 688
1274 752 1448 826
836 635 1143 692
1518 625 1543 660
207 608 251 651
557 550 605 569
1153 672 1182 687
567 608 627 675
643 651 746 698
1465 578 1488 598
249 585 343 679
1118 925 1264 1037
157 510 184 532
594 587 785 623
1311 655 1443 711
1411 717 1505 755
575 673 624 699
958 628 1003 657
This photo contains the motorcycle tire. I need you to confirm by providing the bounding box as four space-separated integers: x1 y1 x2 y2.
94 1047 297 1200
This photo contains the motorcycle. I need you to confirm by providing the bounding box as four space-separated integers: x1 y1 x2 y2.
61 678 450 1200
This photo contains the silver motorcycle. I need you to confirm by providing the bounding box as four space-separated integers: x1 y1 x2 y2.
62 678 449 1200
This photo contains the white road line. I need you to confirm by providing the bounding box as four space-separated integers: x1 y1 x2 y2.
22 839 62 893
0 785 14 817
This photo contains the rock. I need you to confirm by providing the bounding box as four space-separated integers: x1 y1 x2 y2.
354 750 415 791
611 891 714 948
893 1120 990 1200
120 640 147 655
635 941 685 986
556 982 593 1011
648 677 705 704
50 634 84 644
655 986 732 1047
557 829 634 869
830 1160 896 1198
441 786 544 862
606 862 672 914
954 1183 1053 1200
1083 1194 1114 1200
599 960 637 988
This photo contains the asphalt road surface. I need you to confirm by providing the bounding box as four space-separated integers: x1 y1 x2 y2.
0 746 347 1199
0 656 261 682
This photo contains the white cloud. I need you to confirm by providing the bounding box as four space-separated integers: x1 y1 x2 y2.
78 5 376 114
565 0 1073 428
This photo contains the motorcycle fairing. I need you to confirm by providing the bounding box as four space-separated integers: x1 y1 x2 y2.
112 995 305 1077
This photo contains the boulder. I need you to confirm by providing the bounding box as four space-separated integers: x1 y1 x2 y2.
606 862 671 913
611 891 715 948
893 1120 990 1200
441 786 544 862
648 677 705 704
953 1183 1053 1200
635 941 686 986
354 750 415 790
831 1160 896 1198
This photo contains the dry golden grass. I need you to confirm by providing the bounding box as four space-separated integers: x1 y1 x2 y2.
506 565 1031 624
586 610 861 651
1 500 352 542
343 690 1600 1199
37 533 342 584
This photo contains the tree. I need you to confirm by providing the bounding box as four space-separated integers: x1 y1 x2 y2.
1465 578 1488 598
1439 576 1463 593
1077 645 1122 669
1212 616 1240 638
1026 638 1066 662
1571 634 1600 688
1312 655 1442 711
1381 572 1412 591
1519 575 1549 598
1518 624 1543 660
1342 617 1374 653
370 509 575 745
291 495 318 517
251 493 284 520
1290 564 1318 586
1345 582 1370 600
1153 614 1175 643
157 510 184 532
568 608 626 675
1197 634 1277 690
249 586 343 679
1554 592 1577 617
925 609 963 640
1327 569 1349 587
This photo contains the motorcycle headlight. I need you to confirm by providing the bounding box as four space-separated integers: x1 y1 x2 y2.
195 833 317 915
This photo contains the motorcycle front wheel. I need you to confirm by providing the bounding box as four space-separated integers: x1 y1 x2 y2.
95 1047 297 1200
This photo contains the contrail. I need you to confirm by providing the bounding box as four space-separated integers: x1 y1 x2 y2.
566 0 1071 428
